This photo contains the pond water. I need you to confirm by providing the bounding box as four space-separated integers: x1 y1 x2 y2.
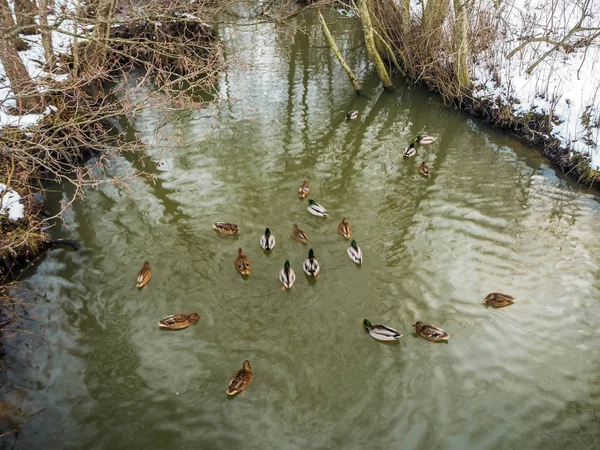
2 9 600 450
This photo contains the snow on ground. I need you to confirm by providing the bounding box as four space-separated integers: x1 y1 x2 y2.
0 1 75 128
471 0 600 170
0 183 25 221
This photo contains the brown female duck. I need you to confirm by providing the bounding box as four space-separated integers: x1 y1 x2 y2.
226 360 253 396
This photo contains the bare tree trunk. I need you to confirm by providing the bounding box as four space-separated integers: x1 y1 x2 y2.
0 0 28 50
401 0 410 36
0 40 43 112
85 0 117 69
14 0 38 35
453 0 471 92
423 0 450 41
357 0 393 91
38 0 55 70
317 10 362 95
0 0 42 112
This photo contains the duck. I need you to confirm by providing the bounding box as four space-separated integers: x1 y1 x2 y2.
345 110 358 120
226 360 253 396
403 143 416 157
157 313 201 330
338 217 352 239
418 161 431 177
412 321 449 342
307 199 328 217
298 181 310 199
260 228 276 251
279 260 296 290
303 248 320 277
347 240 363 264
414 134 437 145
213 222 238 235
363 319 403 341
292 224 308 244
484 292 515 308
136 261 152 288
235 248 251 275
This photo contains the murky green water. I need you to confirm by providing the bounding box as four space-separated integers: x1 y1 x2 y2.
3 10 600 450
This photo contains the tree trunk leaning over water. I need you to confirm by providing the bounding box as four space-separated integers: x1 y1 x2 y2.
317 10 362 95
357 0 393 92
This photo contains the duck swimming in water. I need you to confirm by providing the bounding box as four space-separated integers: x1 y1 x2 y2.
303 248 320 277
307 199 328 217
345 110 358 120
412 321 449 342
279 260 296 290
260 228 276 251
136 261 152 288
226 360 253 396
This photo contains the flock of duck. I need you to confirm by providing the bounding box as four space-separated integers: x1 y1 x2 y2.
133 113 516 397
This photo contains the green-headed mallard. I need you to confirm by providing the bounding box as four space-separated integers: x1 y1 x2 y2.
298 181 310 199
363 319 403 341
338 217 352 239
235 248 251 275
279 260 296 290
307 199 328 217
303 248 320 277
226 360 253 396
136 261 152 288
260 228 276 251
292 224 308 244
414 134 437 145
484 293 515 308
403 143 416 157
418 161 431 177
157 313 201 330
345 110 358 121
213 222 238 235
412 321 449 342
347 240 362 264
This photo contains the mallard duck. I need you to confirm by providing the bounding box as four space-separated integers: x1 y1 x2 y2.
157 313 201 330
298 181 310 199
338 217 352 239
307 199 328 217
279 260 296 290
213 222 238 235
484 292 515 308
412 321 449 342
363 319 403 341
418 161 431 177
226 360 253 396
235 248 251 275
303 248 320 277
345 110 358 120
136 261 152 288
260 228 276 250
403 143 416 157
347 240 362 264
414 134 437 145
292 224 308 244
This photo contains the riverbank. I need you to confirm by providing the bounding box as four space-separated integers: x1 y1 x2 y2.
1 2 220 323
366 0 599 187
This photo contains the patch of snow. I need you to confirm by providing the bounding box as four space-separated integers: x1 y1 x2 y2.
0 183 25 221
471 0 600 170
